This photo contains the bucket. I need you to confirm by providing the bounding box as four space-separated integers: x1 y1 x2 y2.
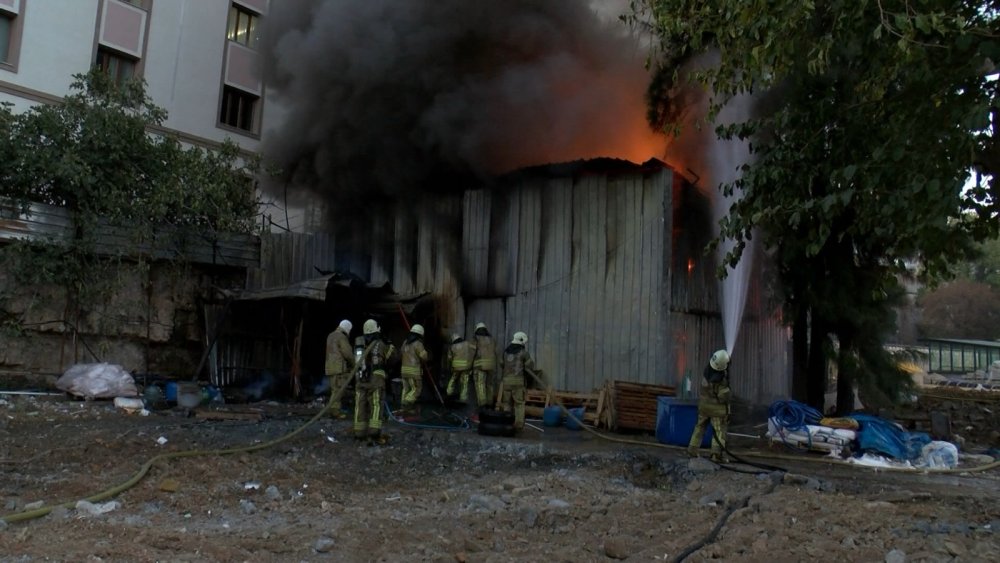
565 407 585 431
542 405 563 427
176 382 202 409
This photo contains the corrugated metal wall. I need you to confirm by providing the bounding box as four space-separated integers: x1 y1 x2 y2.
664 182 790 405
243 163 790 405
463 166 672 393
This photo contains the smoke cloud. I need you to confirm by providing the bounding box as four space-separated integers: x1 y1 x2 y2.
261 0 663 210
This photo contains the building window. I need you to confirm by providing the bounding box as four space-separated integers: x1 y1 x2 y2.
220 85 258 132
0 14 11 64
96 47 137 84
227 4 260 50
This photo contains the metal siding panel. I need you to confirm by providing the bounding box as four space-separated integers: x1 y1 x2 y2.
462 190 490 295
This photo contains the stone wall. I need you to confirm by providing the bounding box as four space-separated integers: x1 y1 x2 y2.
0 263 243 386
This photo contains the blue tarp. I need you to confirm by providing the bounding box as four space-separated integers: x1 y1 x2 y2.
850 413 931 461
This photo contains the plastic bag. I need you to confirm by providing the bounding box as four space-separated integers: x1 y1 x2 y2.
55 363 137 399
917 441 959 469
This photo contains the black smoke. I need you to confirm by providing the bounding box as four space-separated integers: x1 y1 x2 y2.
261 0 662 214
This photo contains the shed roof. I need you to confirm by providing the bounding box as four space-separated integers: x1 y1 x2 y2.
920 338 1000 349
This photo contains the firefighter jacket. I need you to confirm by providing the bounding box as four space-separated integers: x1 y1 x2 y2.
502 344 535 387
699 363 731 417
400 336 428 378
358 337 396 385
448 339 475 373
325 327 354 376
473 334 496 371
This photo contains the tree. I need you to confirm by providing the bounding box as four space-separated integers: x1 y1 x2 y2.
917 279 1000 339
0 69 263 334
633 1 1000 412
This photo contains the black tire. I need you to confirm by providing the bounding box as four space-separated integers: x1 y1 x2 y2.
478 421 516 437
478 408 514 425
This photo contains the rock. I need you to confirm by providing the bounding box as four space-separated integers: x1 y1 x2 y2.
884 548 906 563
688 457 717 473
23 501 44 511
942 540 966 557
841 536 857 548
468 494 505 512
240 499 257 514
454 551 468 562
959 453 994 466
314 537 335 553
698 491 726 506
603 537 631 560
75 500 120 516
265 485 281 501
546 499 571 510
501 477 525 490
782 473 810 486
3 500 17 511
519 507 539 528
49 506 71 520
159 478 180 492
804 478 822 491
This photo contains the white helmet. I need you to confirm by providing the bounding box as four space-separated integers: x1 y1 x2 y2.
710 349 730 371
512 332 528 345
475 322 487 331
451 333 462 344
410 324 425 336
363 319 380 335
338 320 353 333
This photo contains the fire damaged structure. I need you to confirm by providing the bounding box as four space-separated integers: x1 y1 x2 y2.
228 158 791 406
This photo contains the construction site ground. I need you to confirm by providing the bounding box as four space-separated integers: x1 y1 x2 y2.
2 395 999 562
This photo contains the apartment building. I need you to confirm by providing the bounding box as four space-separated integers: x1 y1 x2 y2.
0 0 269 152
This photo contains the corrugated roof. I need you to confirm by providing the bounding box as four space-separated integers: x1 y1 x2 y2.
921 338 1000 349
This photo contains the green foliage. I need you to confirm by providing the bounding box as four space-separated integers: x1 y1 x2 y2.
633 0 1000 409
0 69 265 331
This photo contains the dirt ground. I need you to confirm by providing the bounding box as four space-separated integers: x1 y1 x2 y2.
1 394 999 563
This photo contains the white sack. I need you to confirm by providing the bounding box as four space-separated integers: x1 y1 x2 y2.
56 363 137 399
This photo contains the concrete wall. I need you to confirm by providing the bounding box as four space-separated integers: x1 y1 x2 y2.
0 262 244 380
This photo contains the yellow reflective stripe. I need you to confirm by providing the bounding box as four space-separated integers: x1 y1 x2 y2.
452 360 471 369
473 359 495 369
401 366 421 376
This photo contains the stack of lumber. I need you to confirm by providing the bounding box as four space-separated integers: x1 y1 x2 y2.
523 388 605 426
604 380 676 431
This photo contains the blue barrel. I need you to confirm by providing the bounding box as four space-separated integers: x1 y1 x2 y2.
542 405 563 427
565 407 585 430
164 381 178 402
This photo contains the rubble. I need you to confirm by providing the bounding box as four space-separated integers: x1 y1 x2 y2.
0 395 997 560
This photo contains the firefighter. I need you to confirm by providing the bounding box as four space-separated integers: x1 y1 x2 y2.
471 322 496 407
688 349 732 463
353 319 396 445
324 319 354 419
497 331 536 432
399 324 429 415
446 333 475 404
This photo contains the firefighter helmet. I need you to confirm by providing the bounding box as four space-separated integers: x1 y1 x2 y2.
475 322 487 331
363 319 380 335
410 324 425 336
710 349 730 371
512 332 528 345
451 333 462 343
338 320 353 333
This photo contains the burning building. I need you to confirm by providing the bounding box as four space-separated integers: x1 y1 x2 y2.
215 1 791 406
